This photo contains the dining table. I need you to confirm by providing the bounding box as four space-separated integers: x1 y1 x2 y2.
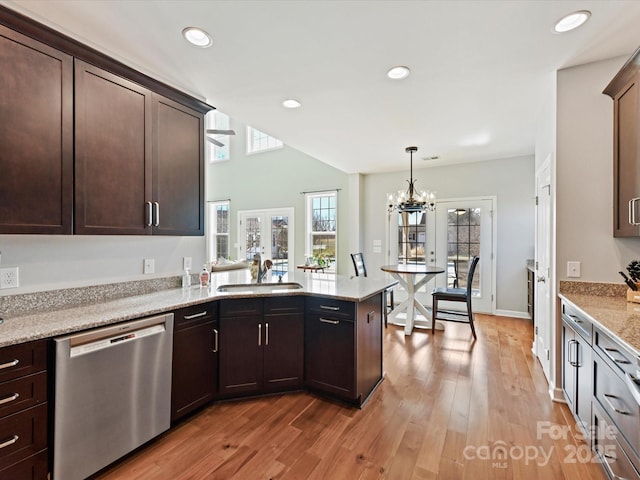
380 264 446 335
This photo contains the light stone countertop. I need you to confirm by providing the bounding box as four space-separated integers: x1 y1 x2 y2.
559 292 640 358
0 270 396 347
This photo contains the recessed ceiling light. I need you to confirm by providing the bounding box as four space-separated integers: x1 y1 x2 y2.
554 10 591 33
387 66 411 80
182 27 213 48
282 99 301 109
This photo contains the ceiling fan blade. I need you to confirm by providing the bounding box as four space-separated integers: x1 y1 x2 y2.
206 136 225 147
206 129 236 135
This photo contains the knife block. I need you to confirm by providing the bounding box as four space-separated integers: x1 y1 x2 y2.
627 288 640 303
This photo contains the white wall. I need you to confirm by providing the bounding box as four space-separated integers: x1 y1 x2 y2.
362 155 535 314
556 55 640 284
0 235 205 295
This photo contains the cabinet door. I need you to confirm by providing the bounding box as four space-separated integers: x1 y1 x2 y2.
152 95 204 236
263 313 304 392
219 316 263 396
171 319 218 423
74 59 152 235
305 314 355 400
613 75 640 237
0 25 73 234
562 323 577 411
356 294 383 403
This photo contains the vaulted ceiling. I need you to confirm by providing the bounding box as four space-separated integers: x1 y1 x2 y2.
5 0 640 173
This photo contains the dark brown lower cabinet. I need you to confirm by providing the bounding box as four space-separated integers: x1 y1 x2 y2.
171 303 218 423
305 293 383 406
218 297 304 398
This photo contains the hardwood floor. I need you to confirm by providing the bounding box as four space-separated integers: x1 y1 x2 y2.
95 314 605 480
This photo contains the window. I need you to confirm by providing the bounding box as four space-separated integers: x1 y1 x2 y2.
397 211 426 265
205 110 230 162
246 126 283 154
306 192 337 271
207 201 230 261
446 207 481 292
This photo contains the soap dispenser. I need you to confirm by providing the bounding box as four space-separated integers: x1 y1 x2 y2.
199 265 210 287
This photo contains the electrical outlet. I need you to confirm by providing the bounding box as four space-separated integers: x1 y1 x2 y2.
0 267 19 289
143 258 155 274
567 261 581 278
183 257 192 270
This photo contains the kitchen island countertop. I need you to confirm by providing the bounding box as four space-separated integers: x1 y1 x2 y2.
0 270 396 347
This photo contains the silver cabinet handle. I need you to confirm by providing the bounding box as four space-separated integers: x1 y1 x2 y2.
0 393 19 405
320 305 339 311
183 311 207 320
258 323 262 346
153 202 160 227
0 359 18 370
265 323 269 346
625 372 640 406
630 198 640 225
603 393 630 415
212 328 218 353
320 318 340 325
0 435 18 449
568 339 577 367
603 347 631 365
146 201 153 227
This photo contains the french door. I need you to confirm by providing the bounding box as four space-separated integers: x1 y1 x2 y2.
430 198 495 314
238 208 294 275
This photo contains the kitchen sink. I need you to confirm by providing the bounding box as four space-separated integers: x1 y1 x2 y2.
216 282 303 293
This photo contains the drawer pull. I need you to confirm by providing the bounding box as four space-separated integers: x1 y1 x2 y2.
258 323 262 346
569 314 582 323
625 372 640 406
603 347 631 365
603 393 630 415
0 435 18 449
183 311 207 320
0 393 19 405
320 305 340 311
0 359 19 370
320 318 340 325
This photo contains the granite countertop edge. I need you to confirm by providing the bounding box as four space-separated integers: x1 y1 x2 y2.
0 271 397 348
559 291 640 358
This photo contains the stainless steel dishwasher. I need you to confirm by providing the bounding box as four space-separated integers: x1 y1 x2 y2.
53 313 174 480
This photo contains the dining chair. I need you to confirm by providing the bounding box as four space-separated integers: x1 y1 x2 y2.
431 256 480 339
350 252 393 327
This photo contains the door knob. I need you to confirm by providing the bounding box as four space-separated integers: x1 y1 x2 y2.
537 276 546 283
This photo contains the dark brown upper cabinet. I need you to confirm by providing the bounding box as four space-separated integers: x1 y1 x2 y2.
604 47 640 237
74 60 153 235
0 6 212 236
0 24 73 234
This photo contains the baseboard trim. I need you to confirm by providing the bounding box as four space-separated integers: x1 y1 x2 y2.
495 309 531 319
550 384 566 403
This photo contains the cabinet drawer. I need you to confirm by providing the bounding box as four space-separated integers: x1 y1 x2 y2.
220 298 263 317
0 341 47 384
594 353 640 458
0 371 47 419
264 296 304 315
592 401 640 480
174 302 217 331
0 403 47 470
595 327 637 376
306 297 354 320
0 448 48 480
561 301 592 344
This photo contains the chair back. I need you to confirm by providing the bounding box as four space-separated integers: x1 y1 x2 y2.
465 256 480 295
351 253 367 277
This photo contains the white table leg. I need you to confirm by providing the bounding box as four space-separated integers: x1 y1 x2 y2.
385 271 443 335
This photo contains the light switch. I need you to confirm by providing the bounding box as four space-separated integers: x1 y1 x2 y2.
567 261 581 278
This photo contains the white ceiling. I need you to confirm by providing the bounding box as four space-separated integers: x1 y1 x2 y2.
5 0 640 174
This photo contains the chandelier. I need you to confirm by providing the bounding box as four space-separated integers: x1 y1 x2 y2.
387 146 436 213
